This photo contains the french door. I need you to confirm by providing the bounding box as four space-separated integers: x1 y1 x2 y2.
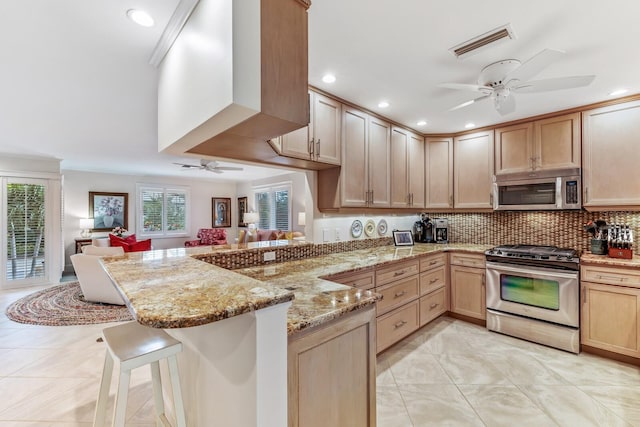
1 177 50 288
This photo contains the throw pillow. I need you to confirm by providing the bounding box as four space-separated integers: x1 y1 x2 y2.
130 239 151 252
109 234 131 252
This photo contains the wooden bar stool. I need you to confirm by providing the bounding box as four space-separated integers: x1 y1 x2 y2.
93 321 187 427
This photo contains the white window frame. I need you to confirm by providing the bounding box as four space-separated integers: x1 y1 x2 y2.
252 181 292 231
136 183 190 238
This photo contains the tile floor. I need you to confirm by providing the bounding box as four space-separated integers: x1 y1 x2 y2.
1 284 639 426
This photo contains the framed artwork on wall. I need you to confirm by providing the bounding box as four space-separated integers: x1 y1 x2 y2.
89 191 128 231
212 197 231 228
237 197 248 227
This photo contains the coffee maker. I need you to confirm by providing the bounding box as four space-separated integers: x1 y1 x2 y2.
434 218 449 244
413 214 434 243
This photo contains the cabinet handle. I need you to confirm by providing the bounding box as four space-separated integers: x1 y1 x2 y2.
394 320 407 329
596 274 627 282
370 190 374 204
582 287 587 304
429 278 438 284
429 260 437 265
585 187 589 203
393 270 406 277
309 137 314 159
429 303 439 309
449 195 453 207
489 193 494 206
316 138 321 158
394 290 407 298
411 193 414 206
482 274 485 286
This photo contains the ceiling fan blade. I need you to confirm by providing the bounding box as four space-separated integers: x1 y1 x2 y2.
172 162 200 169
439 83 493 94
504 49 565 84
495 94 515 116
214 166 244 171
512 75 595 93
448 95 491 111
212 169 224 174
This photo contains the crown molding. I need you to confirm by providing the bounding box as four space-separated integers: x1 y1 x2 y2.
149 0 200 67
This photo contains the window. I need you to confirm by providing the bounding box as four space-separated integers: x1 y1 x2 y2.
254 183 291 230
136 184 189 237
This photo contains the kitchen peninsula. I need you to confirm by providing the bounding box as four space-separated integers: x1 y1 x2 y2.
101 241 490 426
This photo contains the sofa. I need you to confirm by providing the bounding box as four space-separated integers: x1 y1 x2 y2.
238 229 304 243
91 234 152 252
184 228 228 247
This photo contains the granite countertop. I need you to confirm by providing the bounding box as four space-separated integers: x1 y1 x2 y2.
580 253 640 268
101 242 490 334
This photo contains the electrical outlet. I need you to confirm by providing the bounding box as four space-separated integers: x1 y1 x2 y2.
335 228 341 241
322 228 331 242
263 251 276 262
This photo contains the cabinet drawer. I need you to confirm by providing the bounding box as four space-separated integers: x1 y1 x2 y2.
581 265 640 288
376 260 419 286
450 253 486 268
420 253 447 272
376 276 419 315
376 300 419 353
420 266 446 295
327 269 375 290
420 288 447 326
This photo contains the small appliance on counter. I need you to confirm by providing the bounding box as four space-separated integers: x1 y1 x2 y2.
413 213 434 243
434 218 449 244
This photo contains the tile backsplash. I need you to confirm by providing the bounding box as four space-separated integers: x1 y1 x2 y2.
434 210 640 254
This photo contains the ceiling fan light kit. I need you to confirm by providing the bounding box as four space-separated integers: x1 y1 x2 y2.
440 49 596 115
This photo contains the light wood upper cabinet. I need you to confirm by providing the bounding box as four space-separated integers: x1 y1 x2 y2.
494 122 534 174
425 137 453 209
583 100 640 209
494 113 580 175
339 106 369 207
390 127 425 208
367 116 391 207
454 131 494 209
280 91 341 165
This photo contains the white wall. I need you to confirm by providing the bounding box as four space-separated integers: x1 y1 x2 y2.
63 170 237 272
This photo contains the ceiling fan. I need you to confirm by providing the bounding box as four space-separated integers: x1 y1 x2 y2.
173 159 243 174
439 49 595 115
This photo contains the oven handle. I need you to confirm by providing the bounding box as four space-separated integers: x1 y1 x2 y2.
485 261 579 280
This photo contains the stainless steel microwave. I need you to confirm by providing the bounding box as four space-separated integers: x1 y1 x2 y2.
492 168 581 211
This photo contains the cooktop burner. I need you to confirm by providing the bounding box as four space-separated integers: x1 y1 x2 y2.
485 244 580 269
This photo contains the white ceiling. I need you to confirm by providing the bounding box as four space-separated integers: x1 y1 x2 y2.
1 0 638 180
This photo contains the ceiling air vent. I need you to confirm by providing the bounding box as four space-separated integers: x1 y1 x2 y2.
449 24 516 59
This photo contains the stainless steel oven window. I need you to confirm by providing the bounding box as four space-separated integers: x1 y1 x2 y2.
499 274 560 310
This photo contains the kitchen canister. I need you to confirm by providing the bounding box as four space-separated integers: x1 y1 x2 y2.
590 238 608 255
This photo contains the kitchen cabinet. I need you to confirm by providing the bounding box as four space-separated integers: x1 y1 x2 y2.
279 91 342 165
288 306 376 427
453 131 494 209
425 137 453 209
494 113 580 175
450 253 486 321
324 268 375 291
317 107 390 209
390 127 425 208
582 100 640 209
581 264 640 358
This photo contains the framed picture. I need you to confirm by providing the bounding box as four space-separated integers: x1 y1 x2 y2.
392 230 414 246
237 197 248 227
212 197 231 227
89 191 128 231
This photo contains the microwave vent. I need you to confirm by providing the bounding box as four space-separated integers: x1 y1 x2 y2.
450 24 516 59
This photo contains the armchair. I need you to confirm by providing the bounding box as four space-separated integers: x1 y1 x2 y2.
70 246 126 305
185 228 228 247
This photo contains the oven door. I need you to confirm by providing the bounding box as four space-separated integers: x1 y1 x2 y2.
485 261 579 327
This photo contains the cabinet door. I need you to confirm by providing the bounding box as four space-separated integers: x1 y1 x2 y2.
582 100 640 208
425 137 453 209
281 126 311 159
450 265 486 320
367 116 391 207
454 131 494 209
313 93 341 165
408 133 425 208
494 122 533 174
390 127 409 208
534 112 580 171
340 107 369 207
581 281 640 358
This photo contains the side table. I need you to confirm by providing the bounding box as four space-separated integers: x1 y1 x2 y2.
75 238 92 254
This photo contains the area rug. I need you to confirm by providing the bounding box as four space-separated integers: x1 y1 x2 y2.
5 282 133 326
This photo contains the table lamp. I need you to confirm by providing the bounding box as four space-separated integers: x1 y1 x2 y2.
79 218 94 238
243 212 259 232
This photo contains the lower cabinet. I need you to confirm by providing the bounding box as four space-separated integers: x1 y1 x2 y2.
377 300 419 353
288 305 376 427
450 254 486 321
581 263 640 359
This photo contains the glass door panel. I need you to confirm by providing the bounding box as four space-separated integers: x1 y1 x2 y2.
500 274 560 310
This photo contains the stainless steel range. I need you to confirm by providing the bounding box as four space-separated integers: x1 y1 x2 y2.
485 245 580 353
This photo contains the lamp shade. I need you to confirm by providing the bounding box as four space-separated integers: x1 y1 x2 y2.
243 212 259 225
79 218 94 230
297 212 306 226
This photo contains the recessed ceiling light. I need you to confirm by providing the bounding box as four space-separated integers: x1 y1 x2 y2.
378 101 389 108
608 88 628 97
464 123 476 129
416 120 427 126
127 9 154 27
322 74 336 83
